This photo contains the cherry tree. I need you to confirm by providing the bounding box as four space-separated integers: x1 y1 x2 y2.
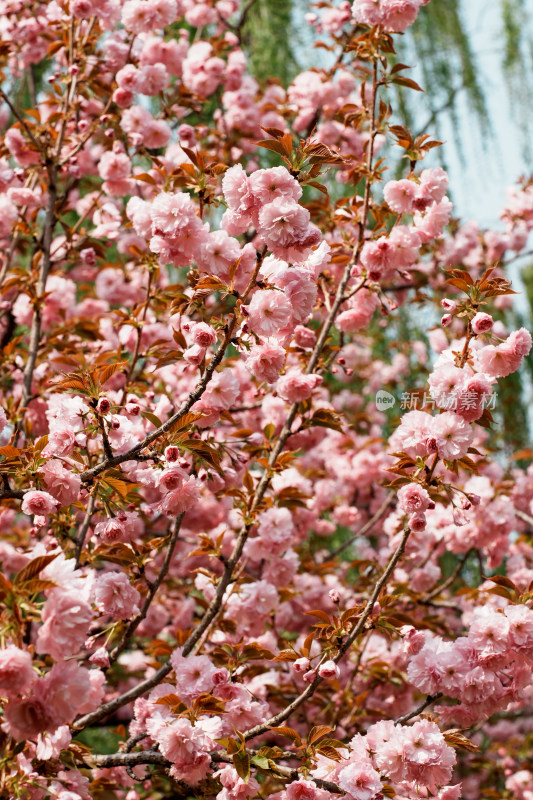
0 1 533 799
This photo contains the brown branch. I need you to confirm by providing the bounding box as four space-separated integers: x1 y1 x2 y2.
516 508 533 527
74 493 96 567
78 252 264 485
327 493 395 561
395 693 443 725
82 748 345 794
20 173 58 411
242 527 411 741
0 87 42 151
108 512 185 663
423 549 472 602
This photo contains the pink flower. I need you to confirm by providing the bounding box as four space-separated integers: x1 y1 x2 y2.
0 646 35 695
157 717 211 784
336 289 379 332
352 0 384 27
419 167 449 203
277 370 322 403
42 428 76 457
285 780 322 800
293 657 311 673
150 191 197 236
0 195 18 237
408 511 427 531
253 506 295 557
89 646 111 668
509 327 533 357
201 368 240 411
249 166 302 206
215 765 259 800
136 63 169 95
276 268 317 324
432 411 474 461
98 150 131 182
95 572 141 620
471 312 494 334
36 588 93 660
258 198 321 263
381 0 421 33
35 725 72 760
3 694 55 741
391 410 435 457
337 760 382 800
468 606 510 659
456 374 492 422
94 517 129 543
222 163 255 216
190 322 217 348
474 340 522 379
170 649 219 702
159 465 188 493
383 178 419 214
21 490 59 517
158 476 201 515
397 482 433 513
122 0 178 33
197 229 241 277
245 342 286 383
247 290 293 338
41 459 81 506
37 660 91 726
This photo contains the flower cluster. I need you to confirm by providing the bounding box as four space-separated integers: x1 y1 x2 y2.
0 1 532 799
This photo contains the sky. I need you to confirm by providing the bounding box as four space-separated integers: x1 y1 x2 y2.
436 0 531 229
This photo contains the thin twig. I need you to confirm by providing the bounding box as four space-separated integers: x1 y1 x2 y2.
327 493 394 560
242 527 411 741
395 693 443 725
74 494 96 567
109 513 185 663
20 174 57 411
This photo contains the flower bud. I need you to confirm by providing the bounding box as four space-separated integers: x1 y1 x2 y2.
165 446 180 462
96 397 110 414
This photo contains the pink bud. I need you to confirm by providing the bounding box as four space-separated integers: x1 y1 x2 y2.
441 314 453 328
453 507 469 526
329 589 341 604
165 446 180 462
303 669 316 683
318 660 340 680
408 512 426 531
293 657 310 673
89 646 110 668
97 397 110 414
441 299 457 312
